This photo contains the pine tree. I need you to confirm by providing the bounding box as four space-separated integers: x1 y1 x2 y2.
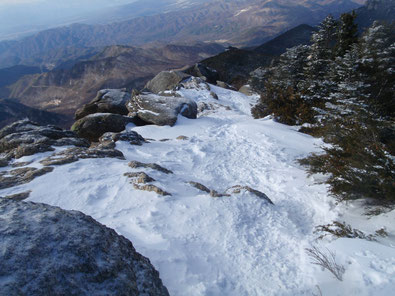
302 15 338 108
357 21 395 119
300 22 395 203
336 11 358 57
251 45 314 124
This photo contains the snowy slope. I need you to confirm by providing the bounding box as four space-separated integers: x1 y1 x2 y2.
1 82 394 295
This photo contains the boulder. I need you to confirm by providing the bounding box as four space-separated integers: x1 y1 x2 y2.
75 89 130 120
0 157 8 167
127 93 197 126
0 199 169 296
239 85 254 96
185 63 219 84
99 131 145 147
178 76 210 91
71 113 132 142
0 119 89 159
144 71 190 94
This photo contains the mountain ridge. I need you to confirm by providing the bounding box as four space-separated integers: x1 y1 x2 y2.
0 0 362 69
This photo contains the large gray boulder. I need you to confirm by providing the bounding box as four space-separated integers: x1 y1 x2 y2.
0 119 89 159
71 113 132 142
184 63 219 84
144 71 190 94
75 89 130 120
127 92 197 126
0 199 169 296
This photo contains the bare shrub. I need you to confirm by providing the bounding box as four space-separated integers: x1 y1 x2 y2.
306 246 345 281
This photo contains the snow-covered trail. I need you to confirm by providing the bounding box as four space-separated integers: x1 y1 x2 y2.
2 82 393 295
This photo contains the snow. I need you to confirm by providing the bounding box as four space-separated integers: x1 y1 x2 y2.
234 7 253 17
1 83 394 295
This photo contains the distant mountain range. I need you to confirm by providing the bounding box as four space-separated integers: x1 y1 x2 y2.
3 43 224 127
0 0 362 69
2 0 393 129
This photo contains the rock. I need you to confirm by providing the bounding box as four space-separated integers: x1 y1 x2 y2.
0 167 54 190
128 161 173 174
99 131 145 147
160 139 171 142
239 85 254 96
0 157 8 167
13 143 55 159
197 102 231 115
0 119 89 159
127 92 197 126
144 71 190 94
176 135 189 141
0 200 169 296
133 184 171 196
2 191 31 201
188 181 211 193
178 76 210 91
124 172 156 184
210 190 230 198
226 185 274 204
210 91 219 100
216 81 236 90
185 63 219 84
11 161 33 168
71 113 132 142
0 119 41 139
40 147 125 166
75 89 130 120
53 137 90 148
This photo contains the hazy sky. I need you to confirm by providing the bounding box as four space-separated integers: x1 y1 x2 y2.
0 0 142 39
0 0 137 6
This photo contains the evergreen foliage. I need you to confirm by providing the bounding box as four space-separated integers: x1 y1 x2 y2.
252 14 395 203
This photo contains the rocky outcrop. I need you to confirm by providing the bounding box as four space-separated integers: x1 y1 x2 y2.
124 172 156 184
184 63 219 84
0 191 31 201
144 71 190 94
188 181 211 193
129 161 173 174
187 181 273 203
127 92 197 126
124 171 170 196
0 167 54 190
187 181 230 197
0 119 89 159
71 113 133 142
99 131 146 149
75 89 130 120
0 199 169 296
133 184 171 196
40 146 125 166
